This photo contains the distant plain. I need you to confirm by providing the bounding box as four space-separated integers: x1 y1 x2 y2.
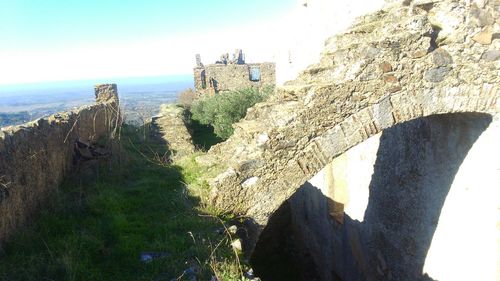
0 75 193 127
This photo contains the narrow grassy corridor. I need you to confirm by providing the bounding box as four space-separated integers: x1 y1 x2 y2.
0 125 240 281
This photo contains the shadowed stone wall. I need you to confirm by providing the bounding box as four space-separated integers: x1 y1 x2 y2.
0 84 120 241
256 113 498 281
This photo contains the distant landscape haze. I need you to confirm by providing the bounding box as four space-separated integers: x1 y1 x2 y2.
0 75 193 127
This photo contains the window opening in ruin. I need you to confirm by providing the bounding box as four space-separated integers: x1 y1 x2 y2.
201 70 206 89
249 66 261 81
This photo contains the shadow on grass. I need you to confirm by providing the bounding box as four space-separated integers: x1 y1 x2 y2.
183 110 223 151
0 124 239 281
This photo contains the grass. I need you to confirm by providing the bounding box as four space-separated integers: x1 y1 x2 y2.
0 124 245 281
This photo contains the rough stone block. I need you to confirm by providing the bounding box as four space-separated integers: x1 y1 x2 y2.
424 67 451 82
472 27 493 45
355 107 379 139
432 48 453 67
481 50 500 61
95 84 118 103
372 96 395 130
316 125 348 161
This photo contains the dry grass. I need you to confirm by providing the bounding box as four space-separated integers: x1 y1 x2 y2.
178 88 198 109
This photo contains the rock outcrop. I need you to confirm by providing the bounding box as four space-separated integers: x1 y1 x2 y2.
205 0 500 270
0 84 120 241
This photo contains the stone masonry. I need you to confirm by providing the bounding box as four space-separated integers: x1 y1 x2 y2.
202 0 500 270
193 50 276 95
151 104 195 160
0 84 120 241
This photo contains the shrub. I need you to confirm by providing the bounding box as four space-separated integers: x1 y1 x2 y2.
190 87 273 139
177 88 197 108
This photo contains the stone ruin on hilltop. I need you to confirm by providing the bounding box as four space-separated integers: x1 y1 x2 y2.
193 49 276 96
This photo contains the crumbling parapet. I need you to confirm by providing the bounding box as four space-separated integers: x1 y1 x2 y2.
195 54 203 67
95 83 119 104
193 50 276 96
0 84 121 242
94 83 121 139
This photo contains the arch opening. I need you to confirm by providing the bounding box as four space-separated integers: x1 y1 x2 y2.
251 112 498 281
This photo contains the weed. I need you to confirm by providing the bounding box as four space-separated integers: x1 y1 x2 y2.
0 124 245 281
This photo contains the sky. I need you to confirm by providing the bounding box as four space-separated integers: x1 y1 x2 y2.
0 0 297 85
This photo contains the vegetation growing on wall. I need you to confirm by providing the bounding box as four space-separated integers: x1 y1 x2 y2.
0 125 245 281
190 87 273 139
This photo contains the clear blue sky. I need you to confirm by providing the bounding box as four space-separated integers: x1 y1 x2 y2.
0 0 296 84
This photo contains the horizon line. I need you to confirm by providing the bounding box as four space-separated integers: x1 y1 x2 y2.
0 73 194 88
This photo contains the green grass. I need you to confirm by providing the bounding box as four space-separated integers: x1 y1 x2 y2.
0 125 244 281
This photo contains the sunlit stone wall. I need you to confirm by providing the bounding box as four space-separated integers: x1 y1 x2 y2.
290 113 500 280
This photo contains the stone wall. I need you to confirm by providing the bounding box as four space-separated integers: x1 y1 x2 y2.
202 0 500 277
273 0 386 85
0 84 120 241
151 104 195 160
193 67 206 93
194 61 275 95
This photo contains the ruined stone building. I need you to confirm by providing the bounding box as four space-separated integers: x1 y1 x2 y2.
193 50 276 96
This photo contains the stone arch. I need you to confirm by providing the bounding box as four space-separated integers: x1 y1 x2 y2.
251 111 499 280
288 85 498 187
207 85 499 270
241 85 499 223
